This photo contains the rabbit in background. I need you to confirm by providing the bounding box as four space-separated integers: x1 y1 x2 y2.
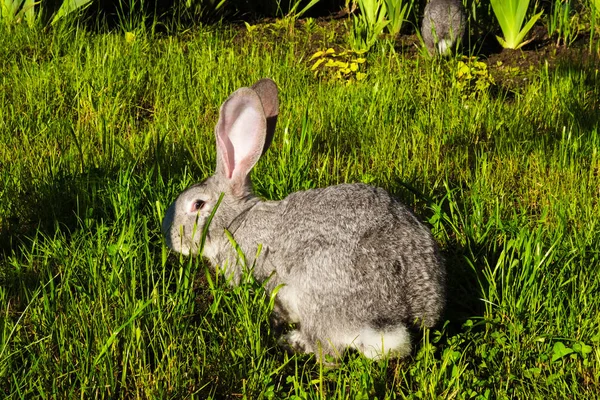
162 78 446 361
422 0 466 56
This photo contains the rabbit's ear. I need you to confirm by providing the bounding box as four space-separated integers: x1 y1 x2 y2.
251 79 279 155
215 87 267 193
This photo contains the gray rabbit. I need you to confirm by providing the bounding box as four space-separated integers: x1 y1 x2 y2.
421 0 466 56
162 79 445 360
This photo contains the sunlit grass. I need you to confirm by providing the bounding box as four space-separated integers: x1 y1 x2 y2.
0 21 599 398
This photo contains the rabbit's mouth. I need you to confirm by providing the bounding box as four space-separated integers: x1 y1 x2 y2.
163 222 204 256
162 203 192 255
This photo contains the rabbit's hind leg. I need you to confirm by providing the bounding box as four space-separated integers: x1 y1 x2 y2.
350 325 412 360
278 324 411 361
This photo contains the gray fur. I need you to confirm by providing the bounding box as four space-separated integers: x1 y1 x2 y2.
421 0 466 56
162 79 445 360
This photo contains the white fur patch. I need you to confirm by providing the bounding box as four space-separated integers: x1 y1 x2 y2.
345 326 411 360
437 39 451 56
275 286 302 323
201 240 220 262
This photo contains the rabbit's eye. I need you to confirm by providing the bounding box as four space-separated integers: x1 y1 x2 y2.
191 200 205 212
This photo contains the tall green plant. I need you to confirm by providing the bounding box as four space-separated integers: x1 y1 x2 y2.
591 0 600 53
490 0 543 49
349 0 388 52
1 0 93 27
383 0 411 36
1 0 36 26
51 0 92 25
547 0 579 47
283 0 321 20
270 0 321 32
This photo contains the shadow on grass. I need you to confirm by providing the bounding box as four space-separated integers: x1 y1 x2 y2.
549 54 600 133
0 168 114 306
389 175 495 335
0 137 203 298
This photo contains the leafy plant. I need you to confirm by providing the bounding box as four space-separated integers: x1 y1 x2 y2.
383 0 412 36
454 56 495 98
349 0 388 52
1 0 36 26
356 0 386 28
244 20 260 34
51 0 92 25
303 16 316 33
309 47 367 82
551 341 593 363
1 0 95 27
490 0 543 49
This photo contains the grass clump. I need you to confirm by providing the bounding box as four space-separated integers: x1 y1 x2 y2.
1 20 600 398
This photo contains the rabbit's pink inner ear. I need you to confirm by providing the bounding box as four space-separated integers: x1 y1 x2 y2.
215 88 267 184
228 106 266 180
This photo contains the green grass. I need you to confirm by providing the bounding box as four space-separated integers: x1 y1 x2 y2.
1 21 599 398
